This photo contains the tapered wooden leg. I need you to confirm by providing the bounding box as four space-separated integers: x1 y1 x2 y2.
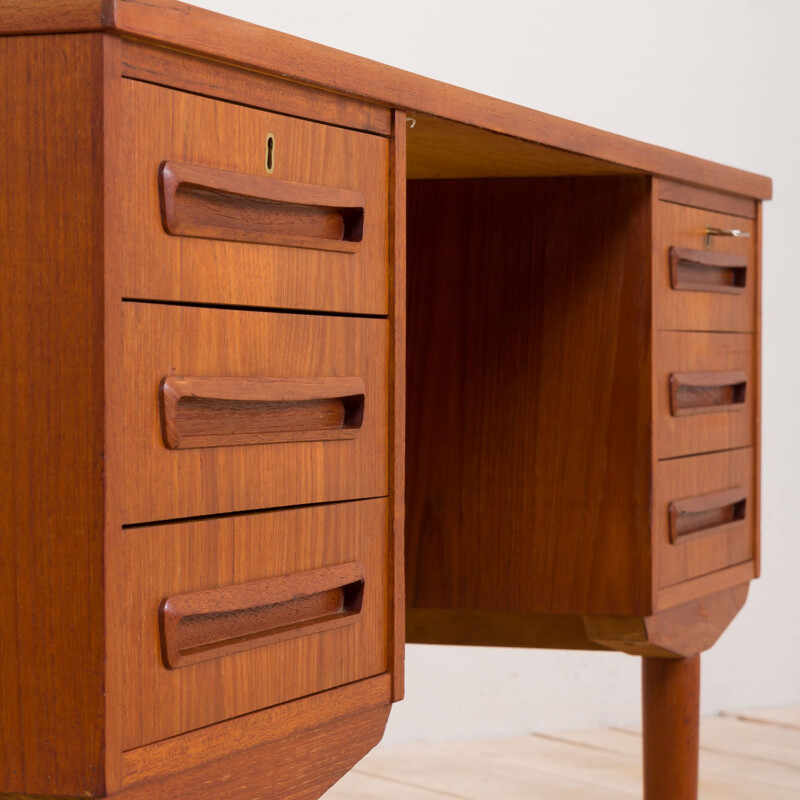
642 654 700 800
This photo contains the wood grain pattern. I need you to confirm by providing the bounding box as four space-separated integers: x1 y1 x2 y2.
642 655 701 800
0 1 773 198
654 448 755 589
159 376 365 449
669 370 748 417
406 113 642 179
657 179 757 219
669 488 748 544
121 303 387 524
102 32 130 792
2 2 771 197
406 176 653 618
121 674 391 786
408 609 607 651
411 584 749 658
117 78 389 314
159 160 365 251
653 200 756 332
3 19 400 797
654 332 755 459
118 705 390 800
0 5 767 798
0 33 107 797
0 0 108 33
670 247 748 294
160 562 365 668
120 38 392 136
122 498 389 749
113 0 768 198
389 110 407 702
656 561 756 611
585 583 748 658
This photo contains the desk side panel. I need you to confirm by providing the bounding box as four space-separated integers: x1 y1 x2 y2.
0 34 107 795
406 176 653 620
389 109 407 700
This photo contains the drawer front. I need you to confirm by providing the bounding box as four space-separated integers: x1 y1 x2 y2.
121 498 389 749
117 79 389 314
121 303 387 524
654 332 755 459
655 448 755 588
654 200 756 332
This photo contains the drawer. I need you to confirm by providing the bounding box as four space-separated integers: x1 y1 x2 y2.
117 79 389 315
653 331 755 459
655 448 755 588
653 200 756 332
121 302 388 524
121 498 389 749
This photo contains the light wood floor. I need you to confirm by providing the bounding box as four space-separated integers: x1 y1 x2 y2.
323 706 800 799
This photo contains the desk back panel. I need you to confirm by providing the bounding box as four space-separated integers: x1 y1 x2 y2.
406 176 653 619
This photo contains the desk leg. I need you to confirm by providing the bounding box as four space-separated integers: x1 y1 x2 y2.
642 655 700 800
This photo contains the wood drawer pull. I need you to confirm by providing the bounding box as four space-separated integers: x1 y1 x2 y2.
669 246 747 294
159 161 364 252
669 370 747 416
160 562 365 668
668 487 747 543
160 376 365 449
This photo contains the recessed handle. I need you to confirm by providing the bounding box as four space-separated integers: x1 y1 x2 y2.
159 562 365 669
159 376 365 449
669 370 747 416
159 161 364 252
669 246 747 294
668 487 747 543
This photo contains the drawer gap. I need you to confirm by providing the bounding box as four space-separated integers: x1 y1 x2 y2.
121 494 389 531
122 297 388 321
657 444 752 463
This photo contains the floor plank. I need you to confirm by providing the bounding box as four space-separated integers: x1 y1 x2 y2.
323 771 466 800
548 725 800 794
359 737 640 798
456 735 795 799
322 712 800 799
721 706 800 730
334 740 629 799
619 716 800 769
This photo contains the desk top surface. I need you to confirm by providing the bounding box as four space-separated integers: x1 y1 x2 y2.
0 0 772 200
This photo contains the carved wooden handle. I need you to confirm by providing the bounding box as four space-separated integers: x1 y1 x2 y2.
159 161 365 252
669 370 747 416
160 562 365 669
669 246 747 294
159 376 365 449
668 487 747 544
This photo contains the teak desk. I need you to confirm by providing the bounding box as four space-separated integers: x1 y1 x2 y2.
0 3 770 800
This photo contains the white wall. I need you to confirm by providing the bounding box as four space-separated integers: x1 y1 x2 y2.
192 0 800 742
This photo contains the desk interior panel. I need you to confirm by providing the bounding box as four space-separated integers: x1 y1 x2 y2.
407 114 643 180
405 175 653 620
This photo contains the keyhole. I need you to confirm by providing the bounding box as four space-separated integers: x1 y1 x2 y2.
266 133 275 174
